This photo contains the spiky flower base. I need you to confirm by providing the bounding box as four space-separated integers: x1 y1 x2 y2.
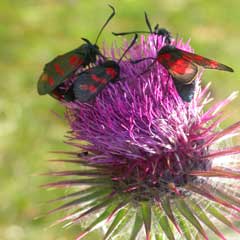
45 36 240 240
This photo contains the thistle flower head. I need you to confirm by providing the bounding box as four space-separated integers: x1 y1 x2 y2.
45 34 240 240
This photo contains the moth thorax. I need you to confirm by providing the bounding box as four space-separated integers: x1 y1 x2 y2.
158 45 175 55
103 60 119 69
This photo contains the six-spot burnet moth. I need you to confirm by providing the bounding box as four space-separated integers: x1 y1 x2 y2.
37 5 115 96
132 45 234 102
66 34 138 103
158 46 233 101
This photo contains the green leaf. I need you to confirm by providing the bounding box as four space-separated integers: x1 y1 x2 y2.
154 207 175 240
206 204 240 234
73 197 116 222
186 184 239 214
49 188 112 213
189 199 226 240
213 186 240 209
129 210 143 240
175 198 208 240
109 208 133 238
141 202 152 240
176 213 192 240
48 186 98 202
46 169 108 177
155 233 165 240
53 197 111 226
104 206 129 240
160 197 181 233
43 178 112 188
75 202 118 240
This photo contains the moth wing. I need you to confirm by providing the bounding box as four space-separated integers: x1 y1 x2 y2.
73 66 112 103
180 50 233 72
168 59 199 84
158 48 199 85
49 84 75 102
38 50 84 95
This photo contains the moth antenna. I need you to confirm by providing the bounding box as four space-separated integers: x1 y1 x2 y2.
81 38 91 44
118 34 138 63
144 12 159 52
131 57 155 64
135 59 158 78
154 24 159 33
118 56 155 82
112 31 149 36
144 12 153 34
95 5 115 44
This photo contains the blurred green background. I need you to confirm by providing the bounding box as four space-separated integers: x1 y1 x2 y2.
0 0 239 239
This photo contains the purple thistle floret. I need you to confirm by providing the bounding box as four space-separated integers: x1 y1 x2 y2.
45 35 240 240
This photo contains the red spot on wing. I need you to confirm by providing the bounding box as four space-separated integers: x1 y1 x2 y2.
91 74 107 84
183 52 219 69
158 53 191 75
170 59 190 75
192 55 203 61
157 53 177 67
88 85 97 93
80 84 89 90
209 60 219 68
54 64 65 76
69 55 83 66
162 53 172 60
106 67 117 78
183 53 204 62
48 76 54 86
40 73 48 82
79 84 97 93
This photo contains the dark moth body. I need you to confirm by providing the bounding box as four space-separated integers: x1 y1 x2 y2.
38 44 101 95
37 5 115 97
173 81 196 102
49 83 75 102
156 45 234 102
71 61 120 102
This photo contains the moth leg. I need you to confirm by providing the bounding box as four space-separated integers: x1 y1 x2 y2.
110 77 119 83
